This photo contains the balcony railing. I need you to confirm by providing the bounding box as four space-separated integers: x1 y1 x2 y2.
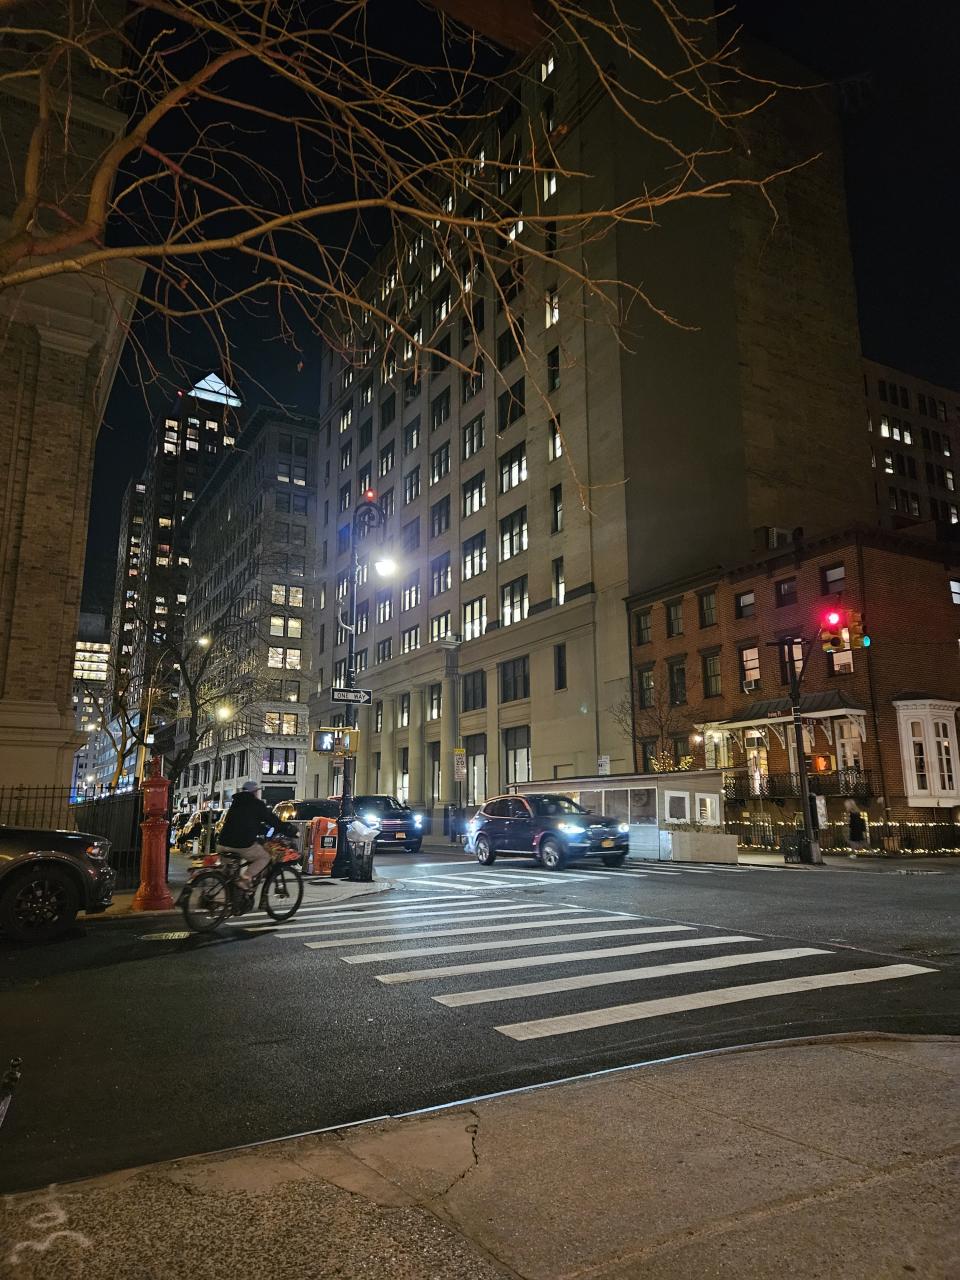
723 768 875 804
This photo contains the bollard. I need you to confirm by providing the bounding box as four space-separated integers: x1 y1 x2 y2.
132 757 174 911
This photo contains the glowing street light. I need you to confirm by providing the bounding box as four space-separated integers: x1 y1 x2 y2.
374 555 398 578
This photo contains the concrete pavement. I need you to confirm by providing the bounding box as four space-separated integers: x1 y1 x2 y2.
4 1033 957 1279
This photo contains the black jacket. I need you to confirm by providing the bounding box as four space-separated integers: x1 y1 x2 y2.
219 791 287 848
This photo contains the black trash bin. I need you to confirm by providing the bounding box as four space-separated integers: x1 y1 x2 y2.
779 829 815 864
347 825 377 881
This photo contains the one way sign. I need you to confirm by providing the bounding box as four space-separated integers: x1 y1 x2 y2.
331 687 373 705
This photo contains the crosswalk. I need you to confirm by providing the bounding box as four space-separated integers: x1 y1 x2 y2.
390 860 739 891
227 891 936 1048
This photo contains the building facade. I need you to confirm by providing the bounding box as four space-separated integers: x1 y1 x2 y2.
864 358 960 529
308 31 872 815
625 527 960 824
69 611 110 798
0 2 140 786
106 478 147 702
173 408 319 812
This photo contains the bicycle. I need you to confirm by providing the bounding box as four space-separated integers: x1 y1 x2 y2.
180 834 304 933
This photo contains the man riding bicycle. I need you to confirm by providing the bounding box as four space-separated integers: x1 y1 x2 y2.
218 781 294 889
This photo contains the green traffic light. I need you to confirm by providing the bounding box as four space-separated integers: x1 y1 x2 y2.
863 635 871 647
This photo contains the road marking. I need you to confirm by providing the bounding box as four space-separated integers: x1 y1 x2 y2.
268 905 589 938
375 934 758 983
392 877 496 891
232 898 501 931
434 947 829 1006
238 893 476 923
496 964 937 1040
304 913 638 949
343 924 693 963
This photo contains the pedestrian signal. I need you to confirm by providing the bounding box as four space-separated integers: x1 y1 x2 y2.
313 727 359 755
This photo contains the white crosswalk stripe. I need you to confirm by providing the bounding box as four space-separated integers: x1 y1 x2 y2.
495 965 937 1041
305 913 638 949
265 904 589 938
230 896 492 930
343 924 692 964
435 947 829 1006
375 934 758 984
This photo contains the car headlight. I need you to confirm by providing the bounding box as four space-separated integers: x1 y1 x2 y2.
362 812 380 825
618 823 630 834
413 813 423 827
557 822 586 835
85 841 108 860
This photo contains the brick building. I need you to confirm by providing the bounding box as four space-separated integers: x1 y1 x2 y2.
310 29 873 817
863 358 960 528
625 527 960 824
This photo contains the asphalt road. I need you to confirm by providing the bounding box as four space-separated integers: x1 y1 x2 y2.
1 849 957 1193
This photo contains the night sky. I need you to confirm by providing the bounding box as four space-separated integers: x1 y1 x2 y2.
81 0 960 612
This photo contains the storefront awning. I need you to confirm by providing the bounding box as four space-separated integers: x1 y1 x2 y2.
707 692 868 733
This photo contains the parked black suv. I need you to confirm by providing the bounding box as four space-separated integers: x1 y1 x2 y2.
0 826 115 942
351 795 425 852
465 794 629 870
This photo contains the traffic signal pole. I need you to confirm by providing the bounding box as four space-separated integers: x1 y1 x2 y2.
789 640 822 866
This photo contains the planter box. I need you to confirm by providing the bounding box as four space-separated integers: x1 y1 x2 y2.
659 829 739 864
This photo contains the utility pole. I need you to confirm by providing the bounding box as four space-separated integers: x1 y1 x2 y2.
788 640 822 866
332 489 393 876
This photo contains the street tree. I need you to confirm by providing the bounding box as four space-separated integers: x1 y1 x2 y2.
610 681 695 773
0 0 806 494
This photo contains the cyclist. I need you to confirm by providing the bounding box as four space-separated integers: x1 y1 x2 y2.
218 781 294 890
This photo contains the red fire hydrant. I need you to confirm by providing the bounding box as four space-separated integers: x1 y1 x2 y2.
132 757 174 912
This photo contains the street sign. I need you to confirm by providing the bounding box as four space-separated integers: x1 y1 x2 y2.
331 688 372 705
453 747 467 782
597 755 611 776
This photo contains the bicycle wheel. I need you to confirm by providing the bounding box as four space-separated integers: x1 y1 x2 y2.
181 871 232 932
262 863 304 922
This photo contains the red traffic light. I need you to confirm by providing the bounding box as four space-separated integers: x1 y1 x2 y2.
825 610 841 627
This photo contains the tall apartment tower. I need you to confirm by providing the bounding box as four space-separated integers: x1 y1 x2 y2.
863 359 960 529
174 409 319 809
310 29 873 813
70 611 110 798
106 478 147 702
127 376 241 712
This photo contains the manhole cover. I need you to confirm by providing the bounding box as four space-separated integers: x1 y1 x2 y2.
140 930 191 941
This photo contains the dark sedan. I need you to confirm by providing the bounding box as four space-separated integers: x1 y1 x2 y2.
0 826 115 942
351 795 425 852
465 793 629 870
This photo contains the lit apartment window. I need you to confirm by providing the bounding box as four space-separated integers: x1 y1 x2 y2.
500 443 527 493
360 380 373 408
379 441 395 477
702 653 722 697
462 596 487 641
501 575 529 627
821 563 846 594
431 551 451 596
400 625 420 654
403 466 421 504
543 172 557 200
552 556 565 605
430 441 450 484
634 610 651 645
499 507 528 561
427 684 442 720
376 638 392 663
462 471 486 517
463 414 485 459
540 53 555 80
339 407 352 434
404 418 421 454
739 646 760 685
503 726 531 786
430 387 451 431
267 647 301 670
550 483 563 533
430 612 451 642
549 418 563 460
401 572 420 611
462 531 486 579
735 590 755 619
545 286 560 328
340 441 352 471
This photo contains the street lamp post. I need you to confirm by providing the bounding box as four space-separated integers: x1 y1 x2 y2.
204 703 234 854
332 490 392 876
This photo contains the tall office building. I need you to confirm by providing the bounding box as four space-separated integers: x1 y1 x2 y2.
125 375 241 716
105 478 147 703
70 611 110 798
173 408 319 810
863 359 960 529
309 27 874 815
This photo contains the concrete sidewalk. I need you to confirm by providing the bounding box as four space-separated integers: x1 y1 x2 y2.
4 1034 957 1278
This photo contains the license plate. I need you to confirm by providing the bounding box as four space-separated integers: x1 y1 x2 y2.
601 838 615 848
395 832 405 839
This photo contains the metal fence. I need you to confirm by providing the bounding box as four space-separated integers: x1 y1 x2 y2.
0 786 147 889
727 816 960 855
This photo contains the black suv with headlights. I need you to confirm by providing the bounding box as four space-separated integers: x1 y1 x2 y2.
0 827 115 942
352 795 425 852
466 794 629 870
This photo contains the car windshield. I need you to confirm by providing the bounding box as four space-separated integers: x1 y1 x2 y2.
356 796 406 812
532 796 586 816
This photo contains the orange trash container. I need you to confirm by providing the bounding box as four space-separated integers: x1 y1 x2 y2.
309 815 339 876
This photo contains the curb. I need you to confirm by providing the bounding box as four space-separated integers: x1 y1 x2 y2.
85 877 393 922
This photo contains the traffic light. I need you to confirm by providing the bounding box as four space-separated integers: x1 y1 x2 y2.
847 610 871 649
820 609 845 653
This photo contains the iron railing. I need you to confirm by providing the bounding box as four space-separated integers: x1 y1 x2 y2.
727 817 960 854
0 786 147 890
723 768 875 803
